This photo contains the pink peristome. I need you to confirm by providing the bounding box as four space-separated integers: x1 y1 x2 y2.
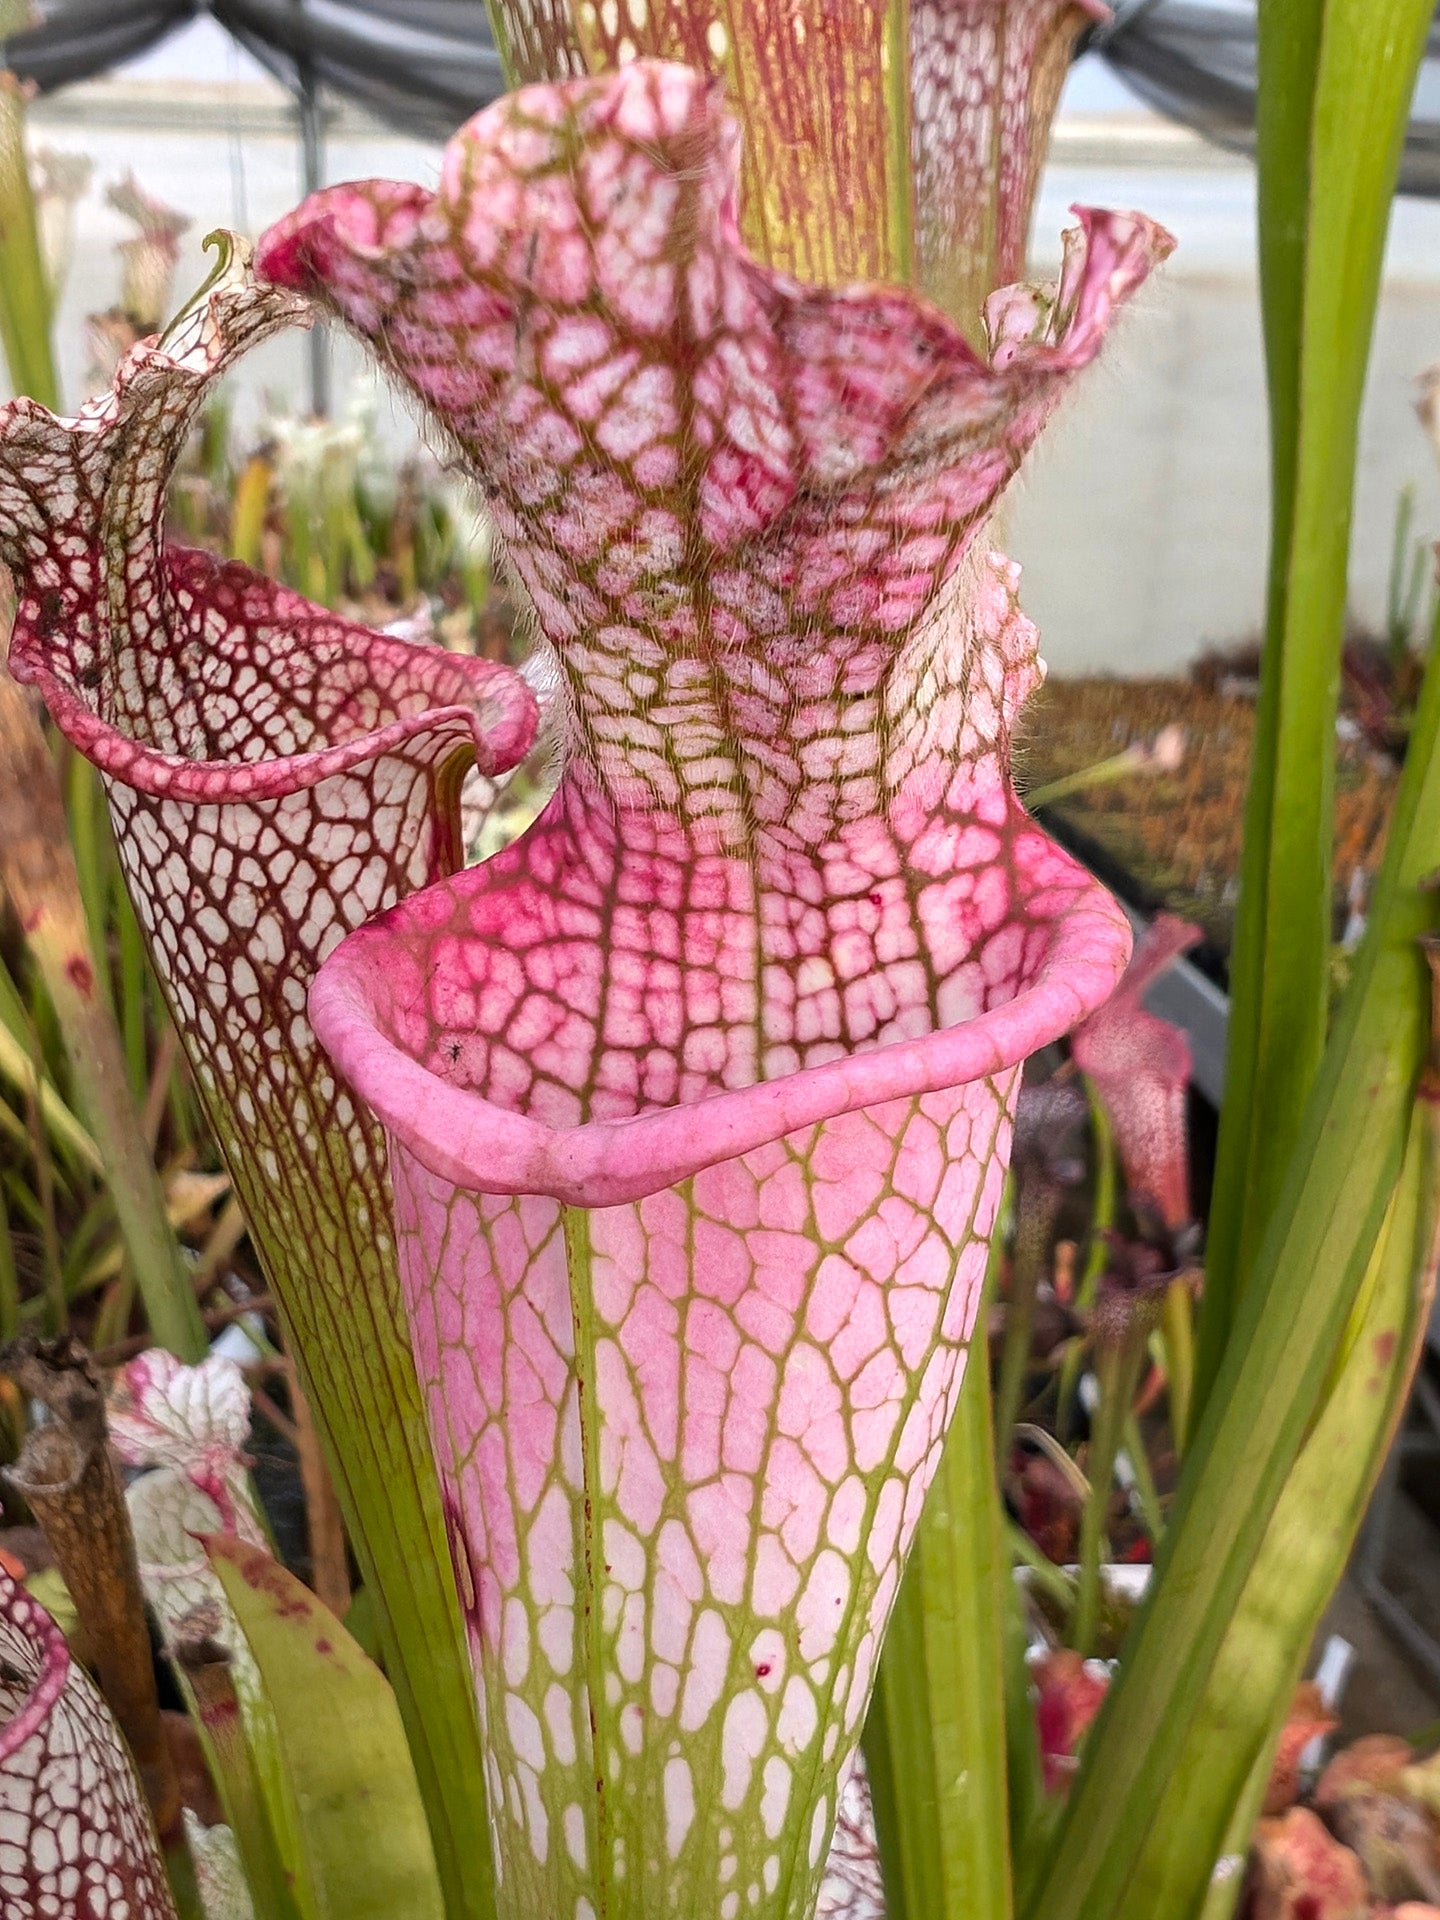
256 60 1166 1915
0 1568 177 1920
1070 912 1202 1230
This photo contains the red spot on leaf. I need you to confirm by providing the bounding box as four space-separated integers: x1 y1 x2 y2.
198 1695 241 1734
1373 1329 1397 1367
442 1492 481 1628
65 955 94 997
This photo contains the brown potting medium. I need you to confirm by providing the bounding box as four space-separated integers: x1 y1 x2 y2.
1019 678 1397 958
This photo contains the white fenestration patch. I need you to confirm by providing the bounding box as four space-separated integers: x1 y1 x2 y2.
720 1688 768 1811
760 1755 792 1841
663 1754 695 1859
504 1693 546 1774
563 1803 587 1872
544 1682 577 1766
518 1761 549 1865
680 1607 731 1732
776 1675 819 1757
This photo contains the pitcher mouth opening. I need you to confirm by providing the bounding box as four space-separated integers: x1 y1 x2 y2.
308 817 1131 1209
0 235 537 804
10 548 538 806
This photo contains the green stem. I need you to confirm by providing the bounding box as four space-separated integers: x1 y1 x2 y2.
0 75 59 410
1161 1277 1195 1455
64 753 114 1006
1120 1412 1163 1547
1058 1085 1115 1444
1024 748 1152 814
1193 1762 1266 1920
995 1263 1038 1471
1110 1082 1437 1920
228 453 272 568
0 1180 18 1340
0 964 102 1178
1071 1336 1143 1657
115 876 150 1105
178 1645 304 1920
995 1179 1054 1465
24 1018 65 1337
1004 1558 1055 1910
1006 1521 1076 1612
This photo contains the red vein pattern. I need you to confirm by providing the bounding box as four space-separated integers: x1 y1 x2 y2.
0 1568 177 1920
257 61 1168 1919
0 241 537 1890
487 0 1104 336
487 0 901 288
908 0 1109 327
815 1763 884 1920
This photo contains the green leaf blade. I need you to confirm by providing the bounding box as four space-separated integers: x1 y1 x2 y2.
1112 1107 1433 1920
1198 0 1435 1413
206 1534 448 1920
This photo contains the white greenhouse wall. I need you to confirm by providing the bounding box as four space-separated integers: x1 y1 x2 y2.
1016 150 1440 675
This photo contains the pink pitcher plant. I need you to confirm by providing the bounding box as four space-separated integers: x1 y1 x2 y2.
0 7 1176 1913
485 0 1109 337
257 57 1164 1917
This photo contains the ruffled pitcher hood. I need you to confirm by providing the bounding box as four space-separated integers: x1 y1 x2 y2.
251 61 1170 1203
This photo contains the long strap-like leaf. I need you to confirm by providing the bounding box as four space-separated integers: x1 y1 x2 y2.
1197 0 1434 1411
1114 1088 1438 1920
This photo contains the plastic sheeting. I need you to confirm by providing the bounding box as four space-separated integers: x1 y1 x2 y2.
2 1 507 137
217 2 505 142
1090 0 1440 198
3 0 1440 195
2 0 190 91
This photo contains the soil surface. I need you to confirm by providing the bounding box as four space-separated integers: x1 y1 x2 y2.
1019 678 1398 958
